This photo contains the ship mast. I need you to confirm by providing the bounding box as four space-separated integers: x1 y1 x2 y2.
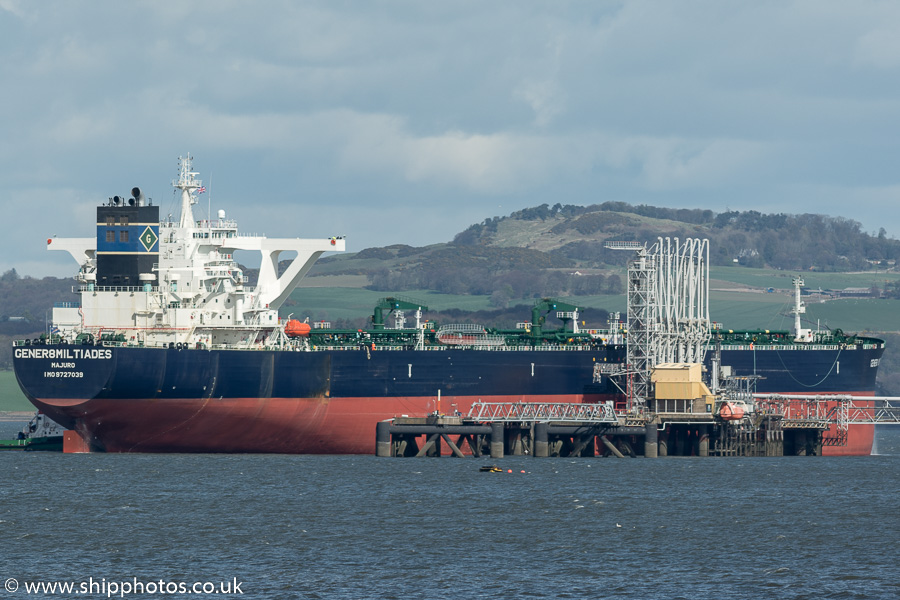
792 276 811 342
173 155 202 228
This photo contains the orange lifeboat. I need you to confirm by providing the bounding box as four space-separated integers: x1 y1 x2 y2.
285 320 311 338
718 402 745 421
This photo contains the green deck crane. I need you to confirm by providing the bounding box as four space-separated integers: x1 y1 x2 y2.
372 297 429 330
530 298 582 339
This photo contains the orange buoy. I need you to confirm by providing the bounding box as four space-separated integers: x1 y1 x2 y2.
284 320 311 338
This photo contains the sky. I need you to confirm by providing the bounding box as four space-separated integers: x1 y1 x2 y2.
2 0 900 277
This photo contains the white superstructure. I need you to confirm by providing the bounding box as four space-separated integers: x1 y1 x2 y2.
47 156 345 349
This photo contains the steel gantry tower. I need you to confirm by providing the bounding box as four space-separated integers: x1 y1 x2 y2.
606 238 711 411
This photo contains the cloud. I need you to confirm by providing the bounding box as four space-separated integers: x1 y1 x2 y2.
630 137 769 190
855 27 900 69
3 1 900 276
338 115 571 194
514 78 567 127
0 0 24 17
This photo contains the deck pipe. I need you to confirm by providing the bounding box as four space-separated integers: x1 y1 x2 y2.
387 425 492 436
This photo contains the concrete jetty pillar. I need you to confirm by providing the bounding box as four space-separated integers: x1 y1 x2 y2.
490 422 504 459
644 422 658 458
698 425 709 457
534 422 549 458
375 421 391 457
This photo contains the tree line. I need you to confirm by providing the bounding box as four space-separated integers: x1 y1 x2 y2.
455 203 900 272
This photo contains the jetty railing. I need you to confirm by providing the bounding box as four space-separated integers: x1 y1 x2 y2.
466 401 618 423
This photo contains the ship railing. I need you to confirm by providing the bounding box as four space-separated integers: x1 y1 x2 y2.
54 301 81 308
428 344 598 352
708 343 845 351
160 220 240 229
35 340 608 353
291 343 602 352
97 340 130 348
74 285 157 293
467 401 618 423
603 241 644 251
195 219 239 229
436 324 488 335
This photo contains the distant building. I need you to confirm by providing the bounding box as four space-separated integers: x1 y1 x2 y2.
839 287 874 297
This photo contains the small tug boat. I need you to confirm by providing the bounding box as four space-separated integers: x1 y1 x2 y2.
0 413 64 451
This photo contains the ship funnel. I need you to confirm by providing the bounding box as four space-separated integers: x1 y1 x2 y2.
131 187 145 207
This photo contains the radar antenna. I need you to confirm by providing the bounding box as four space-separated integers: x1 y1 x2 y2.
173 154 203 228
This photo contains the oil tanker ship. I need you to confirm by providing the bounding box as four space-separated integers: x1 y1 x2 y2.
12 157 884 454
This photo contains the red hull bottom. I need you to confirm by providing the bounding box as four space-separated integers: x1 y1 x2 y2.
797 392 876 457
33 393 875 456
36 394 600 454
822 423 874 456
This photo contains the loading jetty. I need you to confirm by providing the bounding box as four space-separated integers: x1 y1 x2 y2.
375 398 900 459
376 244 900 459
376 365 900 458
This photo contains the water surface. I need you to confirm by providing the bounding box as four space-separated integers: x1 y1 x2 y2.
1 423 898 599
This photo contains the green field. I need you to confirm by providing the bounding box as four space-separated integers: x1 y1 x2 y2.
709 266 900 292
289 263 900 333
285 287 503 323
0 370 33 412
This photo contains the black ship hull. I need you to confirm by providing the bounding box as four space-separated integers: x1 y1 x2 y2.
12 341 882 454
